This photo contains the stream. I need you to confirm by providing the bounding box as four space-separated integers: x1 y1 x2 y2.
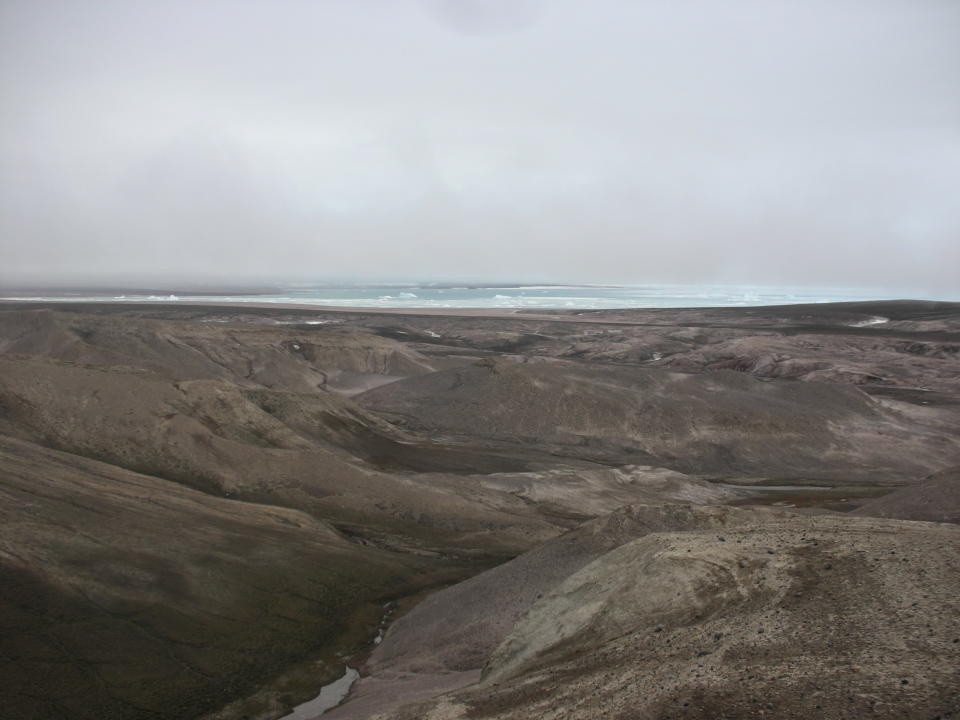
279 602 395 718
278 666 360 720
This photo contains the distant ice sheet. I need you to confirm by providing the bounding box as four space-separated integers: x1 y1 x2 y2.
1 284 896 309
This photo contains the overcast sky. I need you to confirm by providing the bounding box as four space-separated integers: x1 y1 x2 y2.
1 0 958 294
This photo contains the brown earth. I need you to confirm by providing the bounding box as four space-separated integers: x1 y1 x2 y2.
355 358 960 483
852 467 960 524
0 434 434 720
374 510 960 720
0 299 958 720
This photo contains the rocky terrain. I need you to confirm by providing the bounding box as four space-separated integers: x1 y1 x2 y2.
0 299 957 720
375 510 960 720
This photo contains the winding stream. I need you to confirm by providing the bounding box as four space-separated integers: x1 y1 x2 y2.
279 602 395 718
279 666 360 719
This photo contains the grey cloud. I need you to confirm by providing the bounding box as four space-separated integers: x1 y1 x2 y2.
1 0 958 294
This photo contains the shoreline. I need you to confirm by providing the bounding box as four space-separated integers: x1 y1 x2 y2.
0 298 607 320
1 296 955 318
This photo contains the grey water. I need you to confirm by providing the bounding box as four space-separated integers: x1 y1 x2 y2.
0 283 900 310
279 666 360 720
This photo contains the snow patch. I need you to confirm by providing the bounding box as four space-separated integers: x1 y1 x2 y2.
849 316 889 327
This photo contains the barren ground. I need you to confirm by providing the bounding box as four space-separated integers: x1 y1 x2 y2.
0 299 957 720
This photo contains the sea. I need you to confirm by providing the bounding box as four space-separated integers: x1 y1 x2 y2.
0 284 911 310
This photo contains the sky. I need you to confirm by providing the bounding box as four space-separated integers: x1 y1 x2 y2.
1 0 958 295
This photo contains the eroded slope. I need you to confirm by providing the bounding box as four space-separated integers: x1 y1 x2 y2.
0 435 431 720
358 359 960 482
379 513 960 720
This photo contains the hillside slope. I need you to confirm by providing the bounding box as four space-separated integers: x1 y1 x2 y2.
0 435 431 720
358 359 960 482
377 512 960 720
